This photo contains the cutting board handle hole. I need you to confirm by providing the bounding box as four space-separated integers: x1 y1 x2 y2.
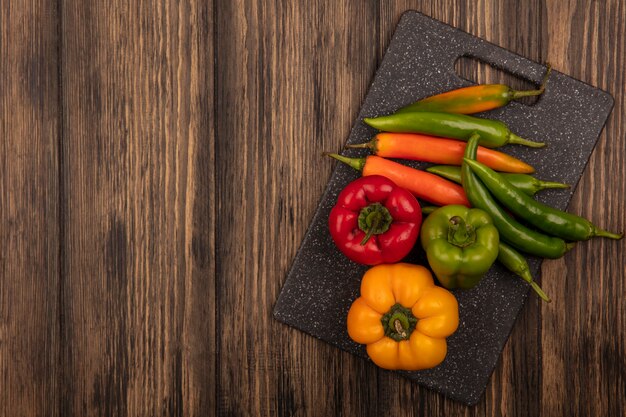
454 55 543 107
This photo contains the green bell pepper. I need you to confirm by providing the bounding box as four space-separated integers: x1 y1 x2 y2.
420 205 499 289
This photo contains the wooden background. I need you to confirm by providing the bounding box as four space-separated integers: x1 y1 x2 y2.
1 0 624 416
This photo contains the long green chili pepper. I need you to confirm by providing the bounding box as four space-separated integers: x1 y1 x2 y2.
497 241 551 302
363 112 545 148
426 165 569 196
396 64 552 115
421 205 551 301
464 158 624 241
461 134 573 258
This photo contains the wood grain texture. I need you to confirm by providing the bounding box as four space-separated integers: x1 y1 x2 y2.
0 1 60 416
214 1 379 415
60 0 214 415
541 2 626 417
0 0 624 416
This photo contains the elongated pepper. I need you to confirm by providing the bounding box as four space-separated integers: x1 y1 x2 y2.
324 153 470 207
347 133 535 173
396 65 552 114
426 165 569 196
364 112 545 148
461 134 573 258
464 158 623 241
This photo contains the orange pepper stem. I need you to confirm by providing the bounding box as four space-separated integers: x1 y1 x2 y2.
345 138 377 151
393 320 407 339
511 63 552 100
381 303 418 342
323 152 365 172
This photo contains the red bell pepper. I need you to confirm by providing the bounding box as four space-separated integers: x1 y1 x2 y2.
329 175 422 265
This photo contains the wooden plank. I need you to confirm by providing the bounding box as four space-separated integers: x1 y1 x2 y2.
60 1 215 415
214 1 379 415
542 1 626 416
0 1 60 417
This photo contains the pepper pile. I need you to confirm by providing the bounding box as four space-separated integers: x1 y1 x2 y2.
326 66 623 371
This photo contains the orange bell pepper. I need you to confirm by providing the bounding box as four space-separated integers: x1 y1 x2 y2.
347 263 459 371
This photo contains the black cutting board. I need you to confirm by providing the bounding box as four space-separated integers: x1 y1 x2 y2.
273 11 613 406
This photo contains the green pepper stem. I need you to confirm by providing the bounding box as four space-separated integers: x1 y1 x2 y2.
507 133 546 148
393 319 407 338
358 203 393 245
323 152 366 172
511 89 545 99
381 303 418 342
593 229 624 240
516 267 551 302
345 138 377 151
360 214 380 246
448 216 476 248
421 206 439 216
511 63 552 99
530 282 552 303
537 180 570 190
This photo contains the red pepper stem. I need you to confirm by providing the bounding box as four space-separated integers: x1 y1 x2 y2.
360 215 380 245
323 152 366 172
358 203 393 245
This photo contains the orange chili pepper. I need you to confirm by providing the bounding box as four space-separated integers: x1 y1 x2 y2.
324 153 470 207
347 132 535 174
396 65 551 114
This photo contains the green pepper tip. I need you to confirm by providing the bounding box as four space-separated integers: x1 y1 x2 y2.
594 229 624 240
530 282 552 303
324 152 366 172
345 138 376 151
508 133 546 148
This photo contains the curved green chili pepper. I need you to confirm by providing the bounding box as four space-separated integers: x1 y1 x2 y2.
461 134 573 258
464 158 623 241
363 112 545 148
426 165 569 196
497 241 551 302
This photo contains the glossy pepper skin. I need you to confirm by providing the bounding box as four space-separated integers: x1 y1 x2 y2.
347 263 459 371
325 153 470 207
420 205 499 289
363 111 545 148
395 65 551 115
464 158 624 241
461 134 574 259
426 165 569 196
347 133 536 173
328 175 422 265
